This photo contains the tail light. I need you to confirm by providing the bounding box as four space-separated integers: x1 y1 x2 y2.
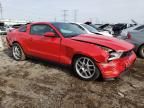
127 33 131 39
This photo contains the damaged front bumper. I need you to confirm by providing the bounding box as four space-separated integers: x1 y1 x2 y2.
97 51 136 79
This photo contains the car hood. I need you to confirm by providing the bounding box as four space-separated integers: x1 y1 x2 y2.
71 34 134 51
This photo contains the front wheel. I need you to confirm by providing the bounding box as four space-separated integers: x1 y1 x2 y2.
12 43 26 61
138 45 144 58
73 56 101 81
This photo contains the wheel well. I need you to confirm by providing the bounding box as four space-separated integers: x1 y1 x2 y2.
8 41 19 47
72 54 98 65
12 41 19 44
12 41 23 47
72 54 84 63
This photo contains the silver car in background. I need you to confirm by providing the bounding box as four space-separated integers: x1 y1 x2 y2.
70 23 113 37
119 25 144 39
124 30 144 58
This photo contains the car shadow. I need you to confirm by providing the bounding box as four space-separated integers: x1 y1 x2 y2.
3 48 74 77
3 48 13 57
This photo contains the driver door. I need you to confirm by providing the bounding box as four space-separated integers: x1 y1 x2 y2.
28 24 61 62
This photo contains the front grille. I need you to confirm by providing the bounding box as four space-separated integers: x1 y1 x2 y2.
121 50 132 58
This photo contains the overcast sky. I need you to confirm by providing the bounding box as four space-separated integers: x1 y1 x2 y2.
1 0 144 23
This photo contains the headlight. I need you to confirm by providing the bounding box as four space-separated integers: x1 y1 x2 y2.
108 51 123 61
101 46 123 61
101 46 113 53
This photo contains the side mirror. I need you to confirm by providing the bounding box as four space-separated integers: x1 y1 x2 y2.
44 32 56 37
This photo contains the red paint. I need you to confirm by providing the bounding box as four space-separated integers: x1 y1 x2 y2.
97 51 136 78
6 22 136 79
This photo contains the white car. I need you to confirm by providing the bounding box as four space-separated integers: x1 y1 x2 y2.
70 23 113 37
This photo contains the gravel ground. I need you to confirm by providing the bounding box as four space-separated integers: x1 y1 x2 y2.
0 36 144 108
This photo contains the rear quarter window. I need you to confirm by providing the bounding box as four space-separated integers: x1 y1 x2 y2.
18 25 27 32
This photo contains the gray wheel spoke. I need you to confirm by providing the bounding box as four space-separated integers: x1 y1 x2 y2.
78 61 83 65
83 58 86 64
77 63 82 67
87 65 94 70
83 70 89 77
86 70 91 76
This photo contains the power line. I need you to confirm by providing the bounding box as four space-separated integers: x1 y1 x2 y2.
62 10 68 22
74 10 78 22
54 17 57 22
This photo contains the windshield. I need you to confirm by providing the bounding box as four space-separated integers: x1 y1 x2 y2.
52 23 86 37
81 24 98 33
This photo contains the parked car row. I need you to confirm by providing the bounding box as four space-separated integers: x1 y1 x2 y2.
83 22 144 59
6 22 136 81
84 22 137 36
0 22 27 35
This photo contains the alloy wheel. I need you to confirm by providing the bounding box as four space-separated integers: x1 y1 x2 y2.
75 57 96 79
12 45 22 60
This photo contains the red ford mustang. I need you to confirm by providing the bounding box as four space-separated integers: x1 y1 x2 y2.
6 22 136 80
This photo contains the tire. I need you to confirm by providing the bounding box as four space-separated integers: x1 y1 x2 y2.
138 45 144 58
12 43 26 61
73 56 101 81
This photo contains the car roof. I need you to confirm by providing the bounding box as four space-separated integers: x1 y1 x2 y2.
30 21 64 24
124 25 144 31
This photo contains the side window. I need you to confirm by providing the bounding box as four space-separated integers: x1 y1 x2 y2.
30 24 54 35
19 25 27 32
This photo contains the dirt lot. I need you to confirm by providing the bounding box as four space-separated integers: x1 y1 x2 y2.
0 36 144 108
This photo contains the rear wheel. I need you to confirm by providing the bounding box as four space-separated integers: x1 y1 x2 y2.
12 43 26 61
138 45 144 58
73 56 100 81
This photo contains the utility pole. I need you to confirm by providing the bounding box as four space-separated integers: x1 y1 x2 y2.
54 17 57 22
89 18 92 22
0 2 3 20
62 10 68 22
74 10 78 22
